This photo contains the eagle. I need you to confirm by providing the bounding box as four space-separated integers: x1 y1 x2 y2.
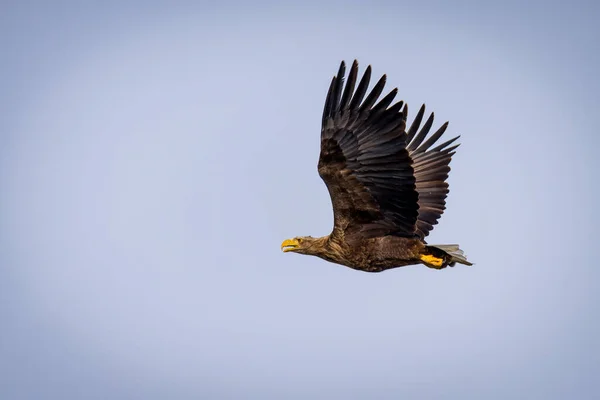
280 60 472 272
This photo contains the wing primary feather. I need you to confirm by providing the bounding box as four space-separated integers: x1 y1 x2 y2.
331 61 346 113
370 88 398 116
340 60 358 110
407 112 434 151
401 103 408 122
406 104 425 143
430 136 460 152
444 145 459 154
414 122 449 153
322 76 337 124
349 65 372 110
380 100 404 121
359 74 387 112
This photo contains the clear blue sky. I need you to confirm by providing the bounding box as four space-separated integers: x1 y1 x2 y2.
1 1 599 399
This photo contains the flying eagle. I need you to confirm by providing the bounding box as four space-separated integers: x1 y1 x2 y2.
281 60 472 272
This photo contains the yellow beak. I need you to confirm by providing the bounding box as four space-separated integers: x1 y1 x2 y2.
281 238 300 252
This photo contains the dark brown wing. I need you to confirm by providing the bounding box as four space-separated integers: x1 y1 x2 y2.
318 60 419 240
406 105 460 240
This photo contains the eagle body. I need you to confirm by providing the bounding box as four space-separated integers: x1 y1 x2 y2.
315 235 424 273
281 61 472 272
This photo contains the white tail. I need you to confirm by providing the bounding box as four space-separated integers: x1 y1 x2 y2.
429 244 473 267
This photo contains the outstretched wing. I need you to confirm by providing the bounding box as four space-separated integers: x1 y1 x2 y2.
318 60 419 240
406 105 460 239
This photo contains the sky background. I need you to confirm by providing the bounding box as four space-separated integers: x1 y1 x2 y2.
1 1 599 399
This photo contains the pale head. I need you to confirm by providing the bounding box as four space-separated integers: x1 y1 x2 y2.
280 236 325 255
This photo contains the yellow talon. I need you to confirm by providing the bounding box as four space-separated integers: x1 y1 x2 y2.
420 254 444 268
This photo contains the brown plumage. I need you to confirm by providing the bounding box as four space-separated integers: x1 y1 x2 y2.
281 60 472 272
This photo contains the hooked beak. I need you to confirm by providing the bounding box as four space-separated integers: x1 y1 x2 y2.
281 238 300 252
